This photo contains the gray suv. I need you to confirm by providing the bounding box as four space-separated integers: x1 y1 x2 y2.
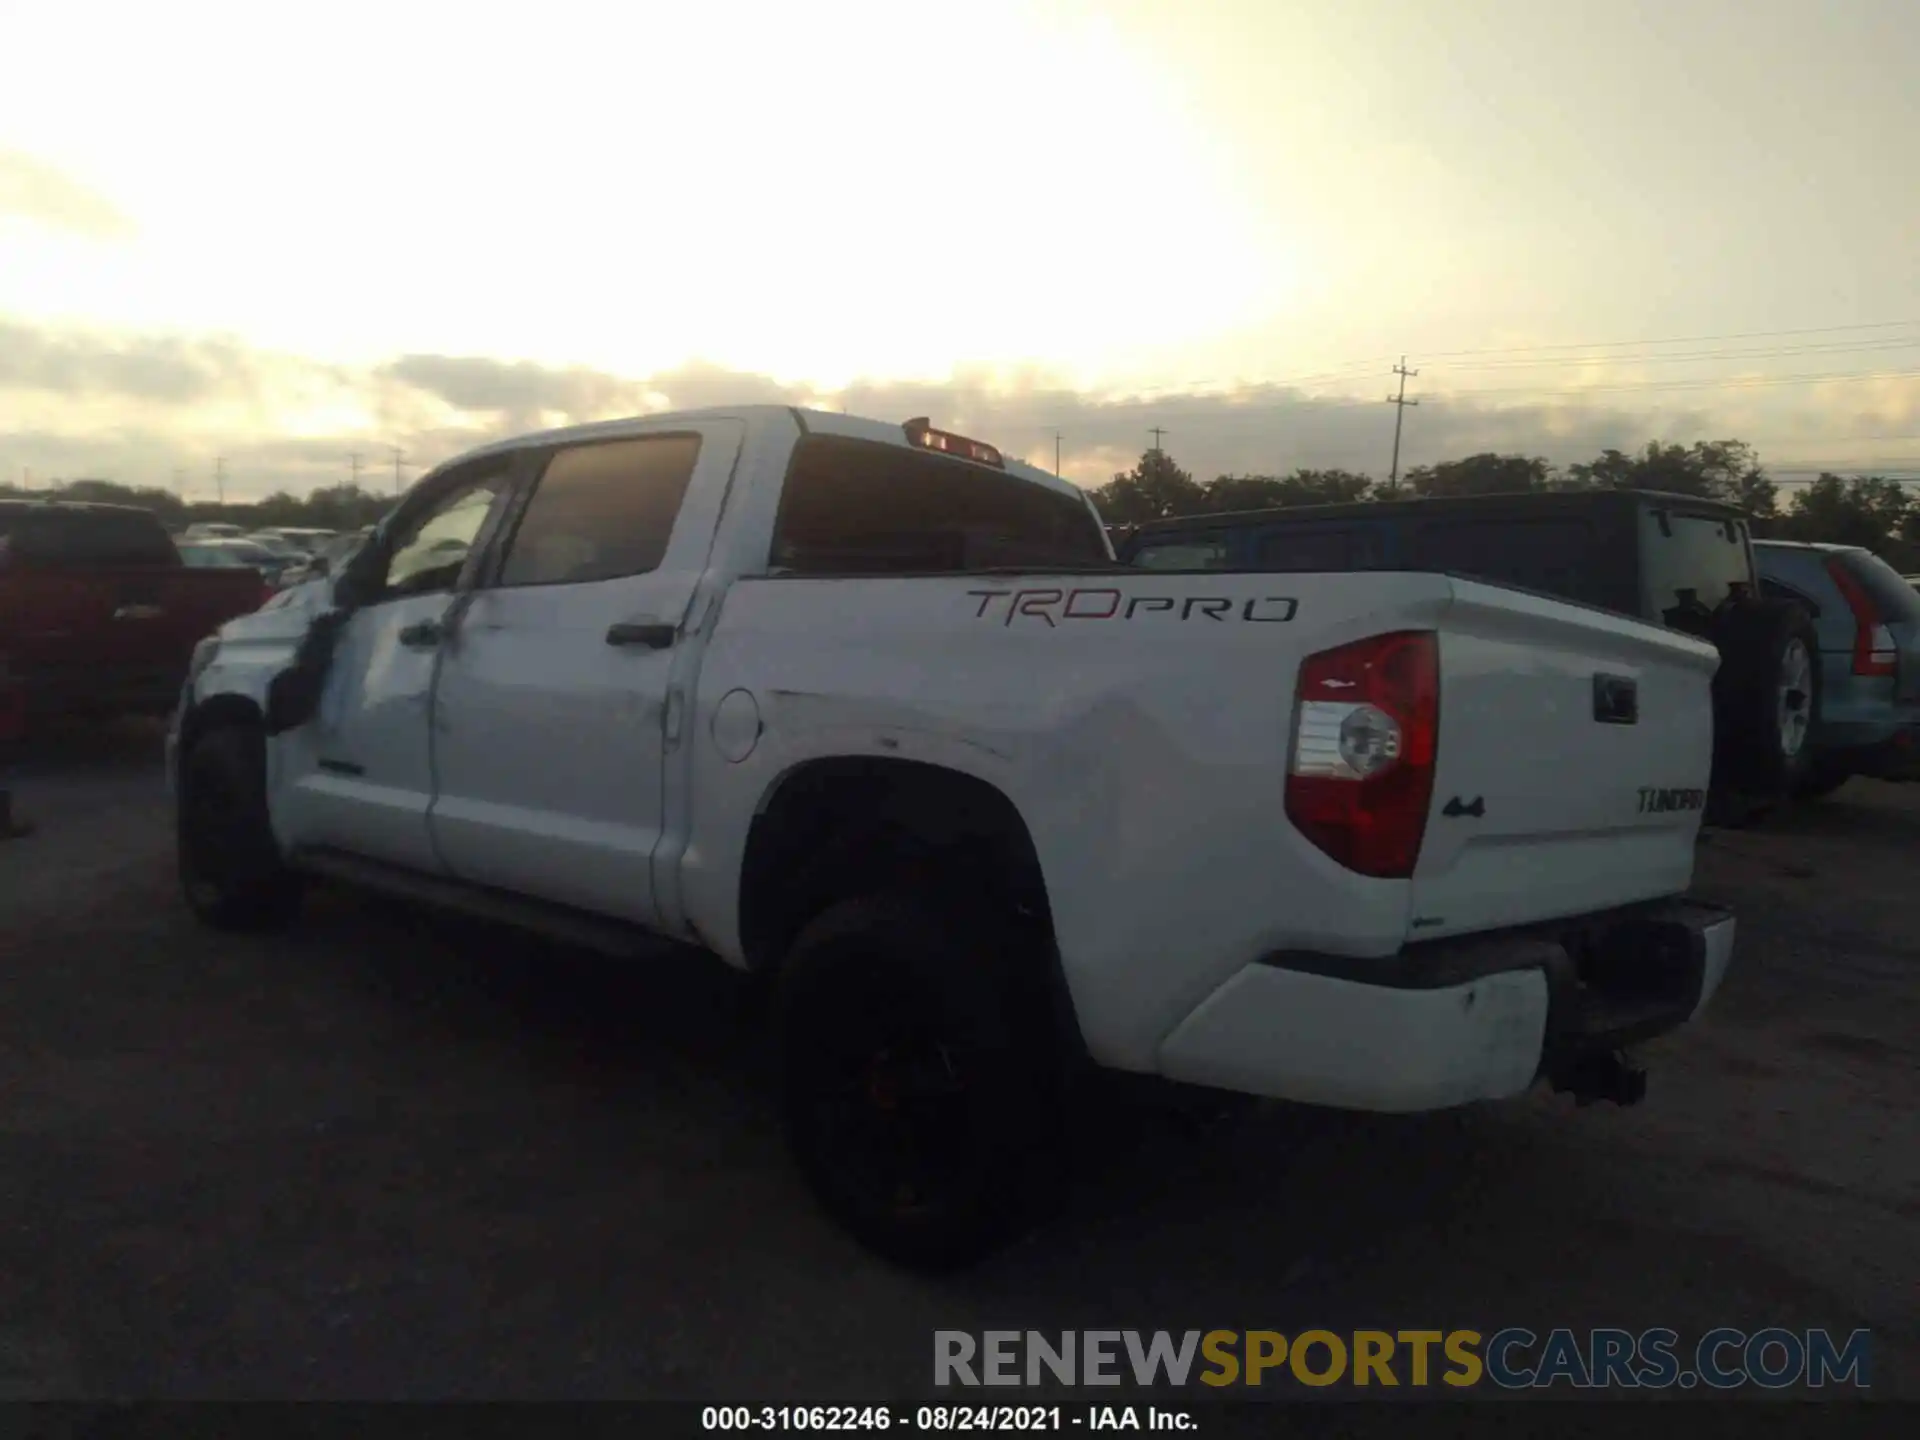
1754 540 1920 796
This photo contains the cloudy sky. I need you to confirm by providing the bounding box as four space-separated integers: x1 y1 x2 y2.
2 0 1916 501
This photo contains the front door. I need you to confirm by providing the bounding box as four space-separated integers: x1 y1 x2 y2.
275 460 517 871
426 422 742 929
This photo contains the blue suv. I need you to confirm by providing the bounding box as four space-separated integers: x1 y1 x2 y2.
1753 540 1920 796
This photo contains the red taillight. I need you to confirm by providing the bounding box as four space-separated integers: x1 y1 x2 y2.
1284 630 1439 879
1824 557 1897 677
258 579 276 609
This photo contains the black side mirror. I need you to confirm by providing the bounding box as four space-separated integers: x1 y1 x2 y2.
332 549 382 609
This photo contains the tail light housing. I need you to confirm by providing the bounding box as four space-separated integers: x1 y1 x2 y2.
1284 630 1439 878
1824 558 1897 677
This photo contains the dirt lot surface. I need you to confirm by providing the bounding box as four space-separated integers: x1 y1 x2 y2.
1 721 1914 1400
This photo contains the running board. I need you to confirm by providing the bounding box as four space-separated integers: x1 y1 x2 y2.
290 847 704 964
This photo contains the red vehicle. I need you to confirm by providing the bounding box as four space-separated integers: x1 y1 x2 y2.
0 500 272 741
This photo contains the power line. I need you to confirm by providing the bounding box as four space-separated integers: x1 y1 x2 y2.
1123 320 1920 399
390 445 406 495
1384 357 1419 495
1430 337 1920 373
1419 318 1920 360
1426 367 1920 399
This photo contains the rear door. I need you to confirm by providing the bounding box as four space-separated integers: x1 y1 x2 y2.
426 420 744 930
1409 580 1721 938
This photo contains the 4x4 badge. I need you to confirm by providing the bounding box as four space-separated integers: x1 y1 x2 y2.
1442 796 1485 819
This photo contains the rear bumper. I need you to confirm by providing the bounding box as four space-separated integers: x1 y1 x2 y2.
1822 721 1920 780
1156 900 1735 1112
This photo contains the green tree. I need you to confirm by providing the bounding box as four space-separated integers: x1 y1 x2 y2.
1089 448 1207 524
1204 468 1373 512
0 476 393 534
1402 453 1552 498
1782 474 1910 552
1566 440 1773 515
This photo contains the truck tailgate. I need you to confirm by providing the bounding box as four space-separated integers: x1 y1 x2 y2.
1410 578 1720 938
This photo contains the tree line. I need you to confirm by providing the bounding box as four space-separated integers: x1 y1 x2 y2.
1092 439 1920 567
8 441 1917 568
0 478 394 533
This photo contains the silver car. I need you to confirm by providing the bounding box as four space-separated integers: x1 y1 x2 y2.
1755 540 1920 795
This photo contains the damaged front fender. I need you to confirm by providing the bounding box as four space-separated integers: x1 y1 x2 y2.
264 606 353 735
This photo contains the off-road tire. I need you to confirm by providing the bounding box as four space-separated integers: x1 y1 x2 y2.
774 892 1064 1272
1709 599 1822 809
1792 756 1853 801
178 723 303 931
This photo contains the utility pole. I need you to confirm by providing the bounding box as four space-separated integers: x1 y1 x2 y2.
1148 427 1168 455
172 468 186 500
214 457 227 505
349 451 364 490
1047 429 1063 477
1385 357 1419 495
390 445 406 495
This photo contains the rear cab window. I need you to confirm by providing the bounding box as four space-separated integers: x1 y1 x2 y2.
1130 537 1230 570
1254 523 1383 572
771 437 1109 574
1411 517 1601 606
1636 506 1753 634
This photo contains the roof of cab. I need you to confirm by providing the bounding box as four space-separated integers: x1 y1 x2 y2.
432 404 1088 504
1125 485 1749 536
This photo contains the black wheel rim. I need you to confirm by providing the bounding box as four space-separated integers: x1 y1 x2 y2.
795 964 983 1221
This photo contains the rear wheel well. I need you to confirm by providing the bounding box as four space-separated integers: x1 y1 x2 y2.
738 757 1080 1050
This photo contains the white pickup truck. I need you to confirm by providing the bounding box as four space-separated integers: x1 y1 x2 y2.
170 406 1736 1269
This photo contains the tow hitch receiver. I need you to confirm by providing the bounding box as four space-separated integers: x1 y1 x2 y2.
1551 1049 1648 1107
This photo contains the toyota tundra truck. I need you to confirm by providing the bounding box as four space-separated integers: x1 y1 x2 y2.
169 406 1737 1269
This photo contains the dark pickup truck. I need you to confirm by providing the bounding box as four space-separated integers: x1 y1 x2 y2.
0 501 270 743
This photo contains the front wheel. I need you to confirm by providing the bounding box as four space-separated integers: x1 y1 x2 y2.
178 724 303 932
775 893 1063 1272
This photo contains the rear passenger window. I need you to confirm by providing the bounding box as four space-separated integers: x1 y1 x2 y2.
1413 519 1599 605
1131 539 1229 570
1254 526 1375 572
499 434 701 587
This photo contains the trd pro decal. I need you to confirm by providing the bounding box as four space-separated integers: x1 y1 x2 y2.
968 587 1298 627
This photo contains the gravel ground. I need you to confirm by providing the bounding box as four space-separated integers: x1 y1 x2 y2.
1 721 1914 1400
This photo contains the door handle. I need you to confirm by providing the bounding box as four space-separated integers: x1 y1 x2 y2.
398 618 444 649
605 622 676 650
